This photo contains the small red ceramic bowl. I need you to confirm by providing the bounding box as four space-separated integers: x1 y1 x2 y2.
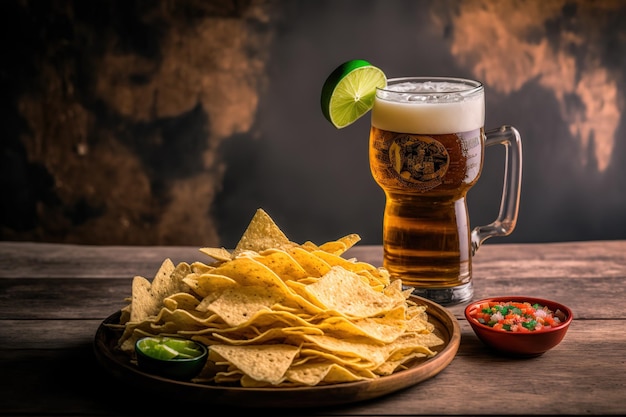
464 296 573 357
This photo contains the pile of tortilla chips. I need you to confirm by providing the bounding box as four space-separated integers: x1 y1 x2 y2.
113 209 444 387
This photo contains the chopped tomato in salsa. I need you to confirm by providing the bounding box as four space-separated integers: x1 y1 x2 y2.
468 301 566 332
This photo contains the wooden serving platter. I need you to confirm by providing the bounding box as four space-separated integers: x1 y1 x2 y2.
93 295 460 408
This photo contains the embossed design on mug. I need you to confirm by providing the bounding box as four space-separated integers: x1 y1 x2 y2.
389 134 449 191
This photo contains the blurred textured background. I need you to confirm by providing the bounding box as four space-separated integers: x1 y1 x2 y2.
2 0 625 248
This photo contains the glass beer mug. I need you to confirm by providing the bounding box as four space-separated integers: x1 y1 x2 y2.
369 77 522 305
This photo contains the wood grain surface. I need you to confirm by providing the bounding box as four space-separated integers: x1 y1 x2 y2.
1 240 625 415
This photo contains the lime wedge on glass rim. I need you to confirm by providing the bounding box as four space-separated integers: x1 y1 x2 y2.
321 59 387 129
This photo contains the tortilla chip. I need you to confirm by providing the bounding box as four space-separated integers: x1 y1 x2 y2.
129 259 191 322
209 344 300 386
129 276 154 322
199 247 232 262
285 362 370 386
251 249 309 281
233 208 294 256
318 233 361 255
203 285 286 327
287 246 332 277
302 266 401 318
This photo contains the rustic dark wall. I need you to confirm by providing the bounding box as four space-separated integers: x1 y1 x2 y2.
2 0 626 247
1 0 277 245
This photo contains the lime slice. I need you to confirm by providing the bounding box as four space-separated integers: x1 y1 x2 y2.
137 338 179 360
136 337 203 360
321 59 387 129
163 338 203 358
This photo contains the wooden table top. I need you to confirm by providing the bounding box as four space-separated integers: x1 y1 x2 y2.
1 239 625 416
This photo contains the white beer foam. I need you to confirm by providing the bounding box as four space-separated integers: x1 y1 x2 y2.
371 81 485 134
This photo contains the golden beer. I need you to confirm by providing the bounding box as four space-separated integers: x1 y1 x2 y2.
369 77 491 304
370 127 484 283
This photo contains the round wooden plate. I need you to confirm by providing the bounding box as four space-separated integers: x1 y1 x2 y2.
93 295 460 408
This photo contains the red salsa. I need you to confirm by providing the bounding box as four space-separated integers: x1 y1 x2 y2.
468 301 566 332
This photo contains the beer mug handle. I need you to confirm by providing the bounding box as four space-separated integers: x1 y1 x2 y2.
471 125 522 255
